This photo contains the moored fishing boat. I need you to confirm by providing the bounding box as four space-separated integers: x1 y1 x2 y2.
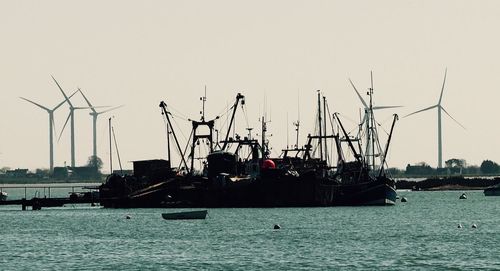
99 83 399 208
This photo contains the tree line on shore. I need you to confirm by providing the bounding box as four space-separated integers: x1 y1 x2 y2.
388 159 500 177
0 156 104 180
2 157 500 179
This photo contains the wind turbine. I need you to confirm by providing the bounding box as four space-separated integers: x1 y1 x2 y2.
52 76 97 168
20 91 78 173
404 69 465 168
78 88 123 159
349 73 402 170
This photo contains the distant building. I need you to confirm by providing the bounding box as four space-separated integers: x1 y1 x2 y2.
69 166 100 180
405 163 435 176
133 159 172 180
52 167 69 179
5 168 29 178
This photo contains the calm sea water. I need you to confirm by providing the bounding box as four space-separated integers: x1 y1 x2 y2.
0 189 498 270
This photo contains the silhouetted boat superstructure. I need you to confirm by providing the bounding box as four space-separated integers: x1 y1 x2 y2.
0 191 7 201
99 84 398 208
484 184 500 196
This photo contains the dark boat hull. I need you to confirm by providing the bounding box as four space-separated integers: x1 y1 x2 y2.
100 174 396 208
484 186 500 196
162 210 208 220
328 182 396 206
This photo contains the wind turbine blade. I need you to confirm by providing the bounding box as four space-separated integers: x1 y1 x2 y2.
78 88 97 113
373 105 403 110
51 75 73 107
438 68 447 105
403 105 438 118
20 97 49 111
73 106 109 110
97 105 124 114
349 79 368 108
53 90 79 111
58 113 71 142
441 106 466 130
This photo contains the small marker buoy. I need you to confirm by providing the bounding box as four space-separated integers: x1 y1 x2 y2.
457 224 462 228
401 197 408 202
472 224 477 229
126 215 131 219
459 193 467 200
273 224 281 230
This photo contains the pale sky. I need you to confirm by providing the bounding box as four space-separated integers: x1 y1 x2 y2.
0 0 498 172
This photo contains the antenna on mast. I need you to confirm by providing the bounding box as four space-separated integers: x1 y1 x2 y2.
200 86 207 121
294 90 300 149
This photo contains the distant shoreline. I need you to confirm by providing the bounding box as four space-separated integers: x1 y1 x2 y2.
395 176 500 191
0 177 103 185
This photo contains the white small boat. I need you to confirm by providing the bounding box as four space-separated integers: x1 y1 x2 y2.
162 210 208 220
0 191 7 201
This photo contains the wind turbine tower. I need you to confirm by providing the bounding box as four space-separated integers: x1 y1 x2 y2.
20 91 77 172
52 76 79 168
79 89 123 159
404 69 465 168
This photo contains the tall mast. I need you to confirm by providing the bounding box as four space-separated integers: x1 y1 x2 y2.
294 121 300 149
108 117 112 174
378 114 398 177
221 93 244 151
323 96 328 164
334 113 362 163
294 90 300 149
369 71 375 170
166 122 171 162
160 101 189 171
317 91 323 161
261 116 267 160
112 125 123 174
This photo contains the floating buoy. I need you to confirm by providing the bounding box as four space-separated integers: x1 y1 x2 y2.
126 215 131 219
457 223 462 228
459 193 467 200
401 197 408 202
472 224 477 229
273 224 281 230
